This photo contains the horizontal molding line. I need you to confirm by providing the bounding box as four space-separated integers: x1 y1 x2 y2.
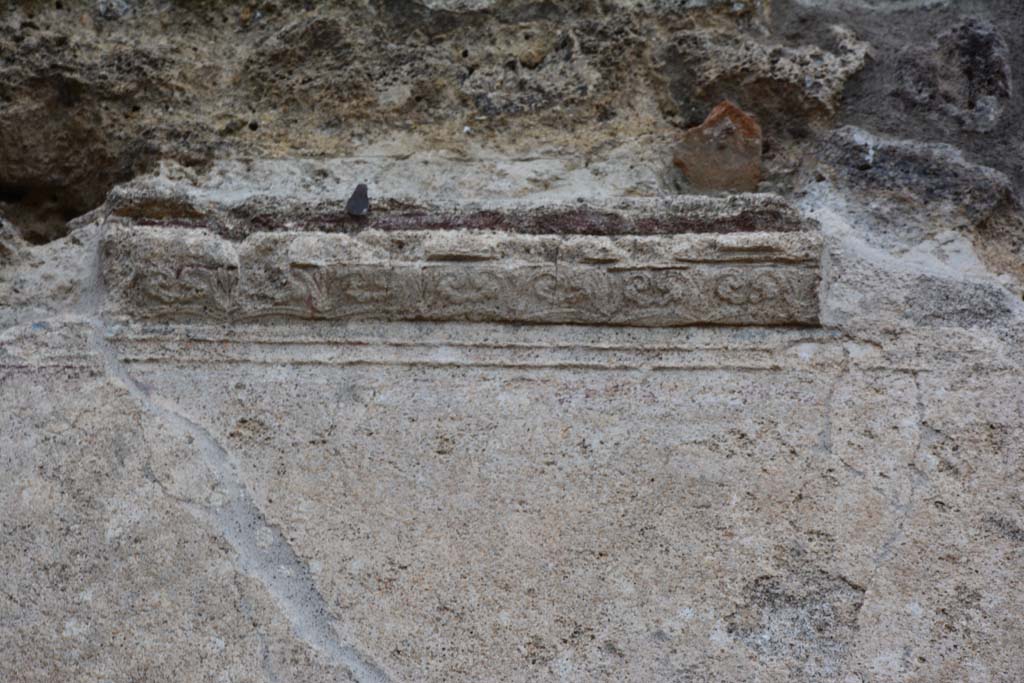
103 332 838 353
107 340 842 372
0 362 99 371
115 356 792 372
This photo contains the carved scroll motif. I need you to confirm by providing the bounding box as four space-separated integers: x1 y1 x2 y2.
554 266 620 320
289 264 389 318
714 271 782 306
104 226 821 326
622 270 701 324
133 264 239 319
418 265 557 322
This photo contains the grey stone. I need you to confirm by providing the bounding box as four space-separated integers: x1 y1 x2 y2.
820 126 1015 243
893 18 1012 133
778 2 1024 193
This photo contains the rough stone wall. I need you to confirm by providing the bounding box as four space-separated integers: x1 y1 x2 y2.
2 1 1024 682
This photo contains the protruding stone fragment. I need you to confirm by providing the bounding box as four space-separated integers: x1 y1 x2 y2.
346 183 370 217
673 101 762 193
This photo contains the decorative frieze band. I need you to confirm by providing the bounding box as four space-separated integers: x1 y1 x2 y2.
101 225 821 326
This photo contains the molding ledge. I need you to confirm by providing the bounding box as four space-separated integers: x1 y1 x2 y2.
102 222 822 327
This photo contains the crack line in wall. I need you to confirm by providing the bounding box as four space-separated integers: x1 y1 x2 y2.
82 221 388 683
88 319 390 682
820 345 851 460
872 371 931 567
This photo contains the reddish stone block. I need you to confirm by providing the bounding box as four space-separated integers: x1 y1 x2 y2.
673 100 763 193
